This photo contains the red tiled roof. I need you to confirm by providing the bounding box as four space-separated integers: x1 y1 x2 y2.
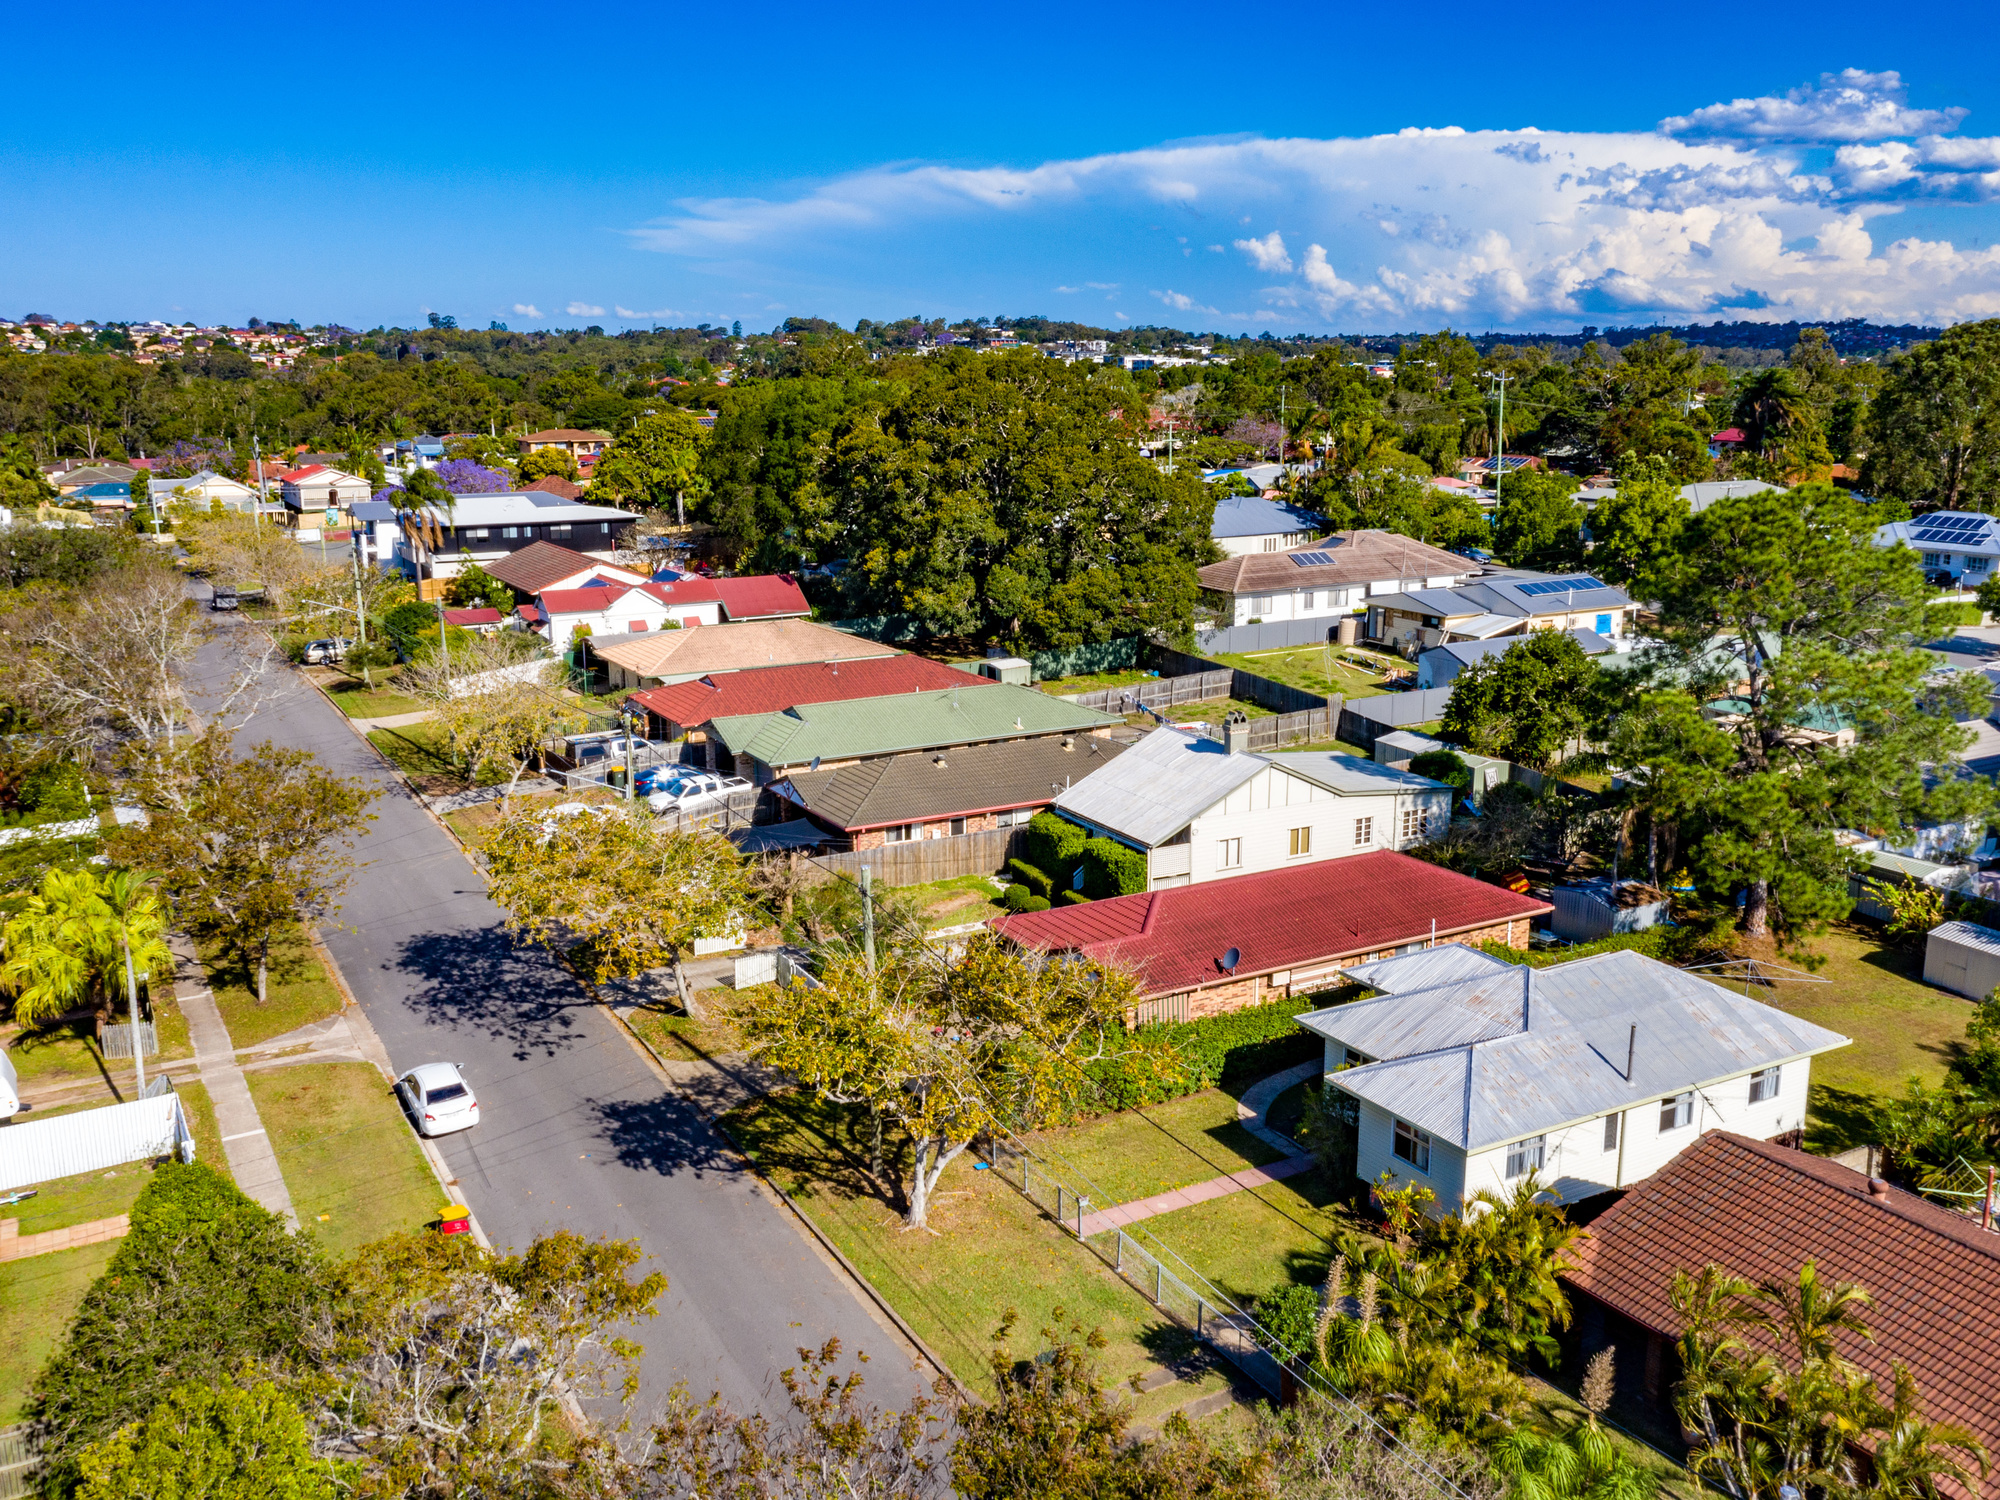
517 602 544 624
523 428 611 442
523 475 584 499
1563 1132 2000 1488
442 607 502 627
712 574 811 620
991 851 1550 996
279 463 329 482
628 654 989 729
538 579 723 615
1711 427 1747 443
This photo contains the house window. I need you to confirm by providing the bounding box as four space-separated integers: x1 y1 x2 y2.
1969 555 1992 574
1262 537 1279 551
1400 808 1425 842
1748 1066 1781 1104
949 816 967 836
995 807 1031 828
1218 837 1242 868
466 528 490 539
884 823 916 844
1354 816 1374 846
1505 1135 1545 1179
1921 552 1945 568
1250 596 1273 614
502 527 520 538
1659 1091 1695 1132
1392 1118 1431 1173
549 524 572 537
1602 1113 1620 1151
1288 826 1312 857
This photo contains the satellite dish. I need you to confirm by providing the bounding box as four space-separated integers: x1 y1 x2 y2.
1221 947 1241 974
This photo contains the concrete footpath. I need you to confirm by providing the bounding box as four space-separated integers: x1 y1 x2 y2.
171 938 297 1227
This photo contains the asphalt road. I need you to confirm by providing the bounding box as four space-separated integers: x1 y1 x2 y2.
189 612 925 1420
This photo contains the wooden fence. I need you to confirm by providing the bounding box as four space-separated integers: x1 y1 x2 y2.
804 826 1030 885
1147 644 1335 716
1063 670 1232 713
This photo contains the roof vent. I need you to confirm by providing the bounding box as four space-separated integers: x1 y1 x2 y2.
932 753 947 768
1867 1177 1892 1200
1218 946 1241 975
1062 735 1074 751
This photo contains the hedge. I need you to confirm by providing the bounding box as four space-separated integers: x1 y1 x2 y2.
1007 858 1053 898
1083 996 1320 1113
1058 889 1092 905
1003 884 1049 913
1081 837 1148 898
1477 927 1672 969
1027 811 1088 891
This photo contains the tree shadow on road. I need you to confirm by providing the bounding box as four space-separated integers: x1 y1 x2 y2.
581 1094 742 1181
386 928 600 1062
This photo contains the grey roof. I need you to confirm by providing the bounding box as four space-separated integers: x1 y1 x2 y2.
1297 948 1849 1151
1267 751 1447 797
1459 572 1633 616
406 491 638 527
1927 920 2000 956
1210 494 1324 539
1683 479 1785 514
1053 726 1264 847
1421 628 1615 671
1338 943 1523 995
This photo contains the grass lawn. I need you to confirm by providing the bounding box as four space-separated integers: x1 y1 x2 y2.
202 925 345 1049
176 1080 228 1179
622 983 761 1062
2 981 195 1095
1207 645 1402 701
247 1061 443 1258
1162 695 1279 724
723 1089 1247 1422
320 675 430 720
1710 921 1975 1154
1031 1089 1287 1207
0 1241 119 1421
1036 669 1157 697
1282 739 1373 758
895 873 1009 931
4 1163 149 1237
367 721 468 786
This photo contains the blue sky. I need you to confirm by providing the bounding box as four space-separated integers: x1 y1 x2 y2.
8 0 2000 334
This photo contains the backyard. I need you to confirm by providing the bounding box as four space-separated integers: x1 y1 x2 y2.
1205 644 1406 701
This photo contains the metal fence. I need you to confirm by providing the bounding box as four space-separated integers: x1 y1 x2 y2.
1337 687 1456 751
0 1095 195 1194
806 826 1029 885
100 1021 157 1059
1191 617 1358 655
977 1131 1470 1499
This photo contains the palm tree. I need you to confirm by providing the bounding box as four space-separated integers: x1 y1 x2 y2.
1 867 171 1030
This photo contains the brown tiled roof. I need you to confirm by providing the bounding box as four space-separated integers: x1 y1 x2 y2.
1196 529 1473 595
1563 1131 2000 1482
522 428 611 442
522 475 584 499
589 619 897 680
483 541 643 596
779 733 1127 831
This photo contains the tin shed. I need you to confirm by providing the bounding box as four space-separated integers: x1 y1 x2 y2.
1550 878 1671 944
1922 919 2000 1001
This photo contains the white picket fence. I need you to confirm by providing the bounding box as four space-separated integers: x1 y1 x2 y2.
0 1095 195 1192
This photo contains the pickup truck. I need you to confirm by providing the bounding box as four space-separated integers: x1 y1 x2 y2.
209 586 240 611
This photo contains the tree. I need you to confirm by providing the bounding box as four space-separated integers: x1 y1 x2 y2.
1440 630 1600 769
482 804 752 1010
1622 483 1991 940
518 447 579 484
0 866 171 1029
0 436 60 512
1494 469 1586 571
115 732 379 1005
443 563 512 614
589 409 708 514
75 1382 340 1500
173 502 351 609
1313 468 1487 551
1489 1352 1657 1499
1863 320 2000 512
429 457 511 494
739 935 1143 1230
426 659 584 803
29 1163 330 1494
1588 454 1690 584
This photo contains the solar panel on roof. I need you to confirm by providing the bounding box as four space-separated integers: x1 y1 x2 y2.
1290 550 1338 566
1515 575 1606 597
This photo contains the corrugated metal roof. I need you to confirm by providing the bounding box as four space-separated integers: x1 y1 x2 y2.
712 575 810 620
1209 494 1325 539
711 682 1120 767
777 734 1126 829
1053 726 1265 846
1336 943 1521 993
1306 949 1850 1150
629 655 991 730
1928 919 2000 956
1266 751 1445 796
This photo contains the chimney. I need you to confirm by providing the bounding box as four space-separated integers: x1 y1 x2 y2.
1061 735 1074 751
1223 710 1250 756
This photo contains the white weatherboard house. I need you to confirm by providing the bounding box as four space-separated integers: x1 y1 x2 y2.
1051 727 1452 889
1873 510 2000 586
1297 945 1848 1213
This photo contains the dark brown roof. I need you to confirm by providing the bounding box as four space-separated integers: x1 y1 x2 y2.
522 475 584 499
1197 529 1473 595
1563 1131 2000 1483
777 733 1126 831
482 541 634 596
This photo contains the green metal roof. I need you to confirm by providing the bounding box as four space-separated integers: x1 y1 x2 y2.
710 682 1122 767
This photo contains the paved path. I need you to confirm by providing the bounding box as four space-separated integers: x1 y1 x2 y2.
1075 1062 1321 1238
173 940 297 1226
185 599 927 1421
350 709 435 731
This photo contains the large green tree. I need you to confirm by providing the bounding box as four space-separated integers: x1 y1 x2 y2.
589 408 708 515
1588 453 1690 584
1493 469 1586 572
1618 483 1991 940
1863 319 2000 512
1440 630 1602 770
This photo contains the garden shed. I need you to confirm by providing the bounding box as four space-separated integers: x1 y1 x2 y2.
1549 878 1670 944
1921 919 2000 1001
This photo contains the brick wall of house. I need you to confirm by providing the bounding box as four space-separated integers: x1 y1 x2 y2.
848 809 1003 851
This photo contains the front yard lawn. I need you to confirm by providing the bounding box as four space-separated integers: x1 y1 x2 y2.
1031 1089 1287 1207
3 1162 149 1238
895 873 1009 930
201 924 346 1050
0 1241 119 1422
320 676 430 720
247 1061 443 1258
367 721 469 788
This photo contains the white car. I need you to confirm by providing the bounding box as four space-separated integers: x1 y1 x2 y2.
647 772 750 814
396 1062 480 1137
302 637 352 665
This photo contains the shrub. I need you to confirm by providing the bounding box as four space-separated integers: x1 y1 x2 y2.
1003 883 1042 913
1477 927 1671 969
1015 894 1051 913
1407 749 1472 799
1058 889 1092 905
1083 996 1319 1112
1027 812 1087 890
127 1160 264 1237
1080 837 1148 898
1007 858 1053 898
15 761 90 821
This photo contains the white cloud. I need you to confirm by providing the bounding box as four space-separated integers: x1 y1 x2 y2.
1154 289 1220 315
512 303 544 318
1233 231 1293 272
614 304 677 319
1659 68 1966 143
623 73 2000 330
566 301 606 317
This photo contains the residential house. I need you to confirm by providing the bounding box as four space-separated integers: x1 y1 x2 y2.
277 464 373 529
1455 454 1543 482
482 540 648 601
1296 946 1847 1213
521 475 585 500
67 483 137 514
710 575 811 622
588 619 898 691
441 607 504 635
1196 531 1477 630
1682 477 1784 515
1875 510 2000 586
991 850 1550 1024
1560 1131 2000 1483
706 681 1122 785
1049 728 1453 889
1209 494 1327 557
390 492 639 582
628 655 995 768
773 733 1130 848
519 429 612 465
146 469 263 516
530 577 725 648
1416 626 1621 689
1365 570 1637 655
51 463 139 493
